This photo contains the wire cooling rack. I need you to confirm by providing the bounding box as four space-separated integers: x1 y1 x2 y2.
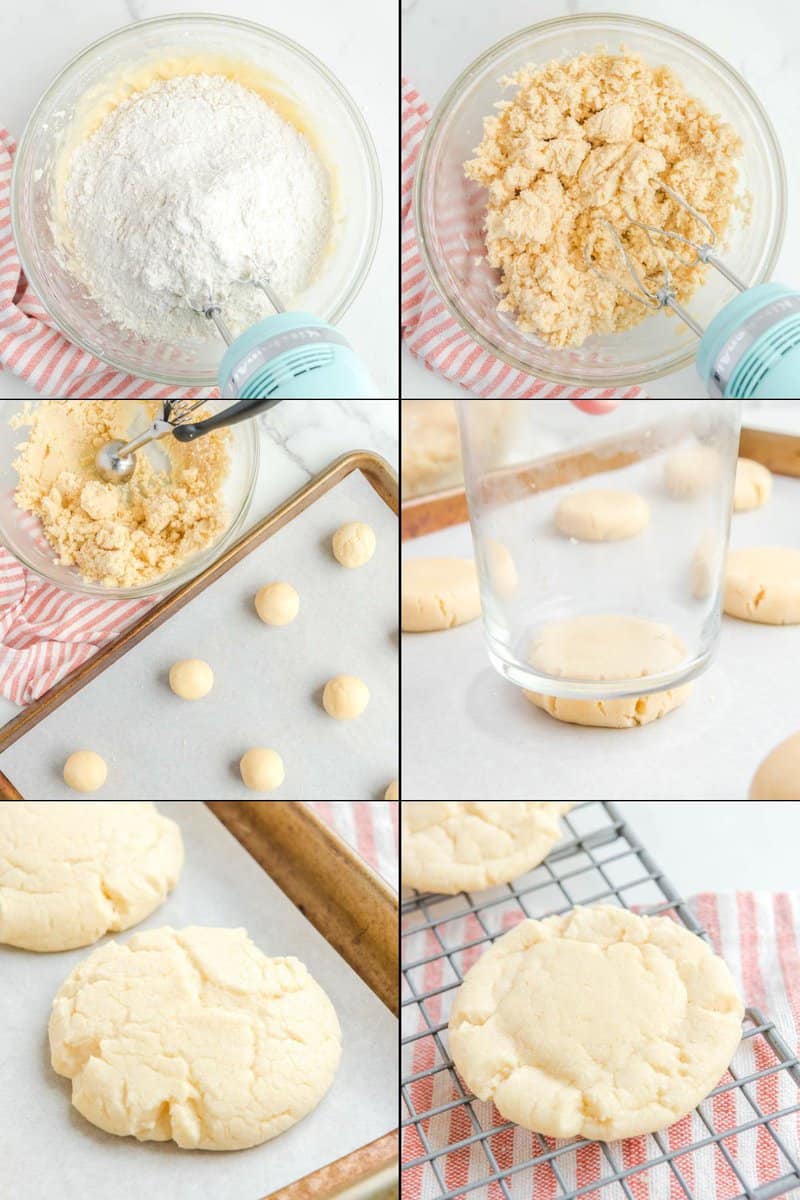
401 802 800 1200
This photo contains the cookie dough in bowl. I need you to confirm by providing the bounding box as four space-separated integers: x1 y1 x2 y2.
49 926 342 1150
448 905 743 1141
401 801 574 895
0 801 183 952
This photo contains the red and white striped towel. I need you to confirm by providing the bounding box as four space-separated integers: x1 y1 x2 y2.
401 81 646 401
307 801 399 891
0 546 152 705
402 892 800 1200
0 128 216 398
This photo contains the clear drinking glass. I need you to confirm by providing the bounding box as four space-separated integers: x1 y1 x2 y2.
457 399 742 698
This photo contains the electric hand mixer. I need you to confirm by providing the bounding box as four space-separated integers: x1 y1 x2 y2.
586 181 800 398
188 274 376 399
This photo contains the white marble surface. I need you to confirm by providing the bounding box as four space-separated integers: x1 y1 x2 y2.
0 399 398 739
402 0 800 399
0 0 397 397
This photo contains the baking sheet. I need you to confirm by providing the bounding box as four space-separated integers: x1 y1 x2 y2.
402 472 800 800
0 469 398 799
1 801 398 1199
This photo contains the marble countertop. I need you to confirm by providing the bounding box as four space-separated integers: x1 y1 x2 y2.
0 0 397 398
403 0 800 399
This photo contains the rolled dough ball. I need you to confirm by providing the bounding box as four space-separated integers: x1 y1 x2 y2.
323 675 370 720
734 458 773 512
750 732 800 800
555 489 650 541
63 751 108 794
169 659 214 701
664 446 721 499
384 780 399 800
724 547 800 624
525 614 691 729
402 558 480 632
255 582 300 626
332 521 376 568
240 748 285 793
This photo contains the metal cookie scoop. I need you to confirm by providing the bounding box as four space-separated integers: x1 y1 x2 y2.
95 399 281 484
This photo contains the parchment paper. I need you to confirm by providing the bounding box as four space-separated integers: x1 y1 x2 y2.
0 468 398 799
402 472 800 800
1 801 398 1199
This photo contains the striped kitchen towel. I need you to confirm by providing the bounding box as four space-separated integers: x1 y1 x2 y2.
402 892 800 1200
401 81 646 401
0 128 216 398
0 545 152 705
307 801 399 891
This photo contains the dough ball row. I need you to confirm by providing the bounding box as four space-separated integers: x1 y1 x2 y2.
61 521 397 798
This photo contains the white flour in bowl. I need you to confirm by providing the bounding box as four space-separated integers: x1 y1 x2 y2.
62 73 332 342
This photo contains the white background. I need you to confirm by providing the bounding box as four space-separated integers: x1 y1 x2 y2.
618 801 800 893
0 0 398 397
402 0 800 399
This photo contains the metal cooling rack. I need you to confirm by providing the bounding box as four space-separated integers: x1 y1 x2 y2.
401 801 800 1200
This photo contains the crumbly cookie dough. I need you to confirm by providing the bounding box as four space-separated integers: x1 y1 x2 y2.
464 51 742 347
448 905 743 1140
525 614 692 728
734 458 773 512
724 547 800 624
555 489 650 541
12 401 231 588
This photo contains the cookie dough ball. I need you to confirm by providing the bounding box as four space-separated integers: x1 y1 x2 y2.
734 458 773 512
448 906 743 1140
255 582 300 626
724 547 800 624
750 732 800 800
384 780 399 800
240 748 285 793
402 558 480 632
49 927 342 1150
169 659 214 701
664 446 721 499
525 614 691 728
555 489 650 541
323 675 370 720
63 751 108 794
0 801 183 951
332 522 376 569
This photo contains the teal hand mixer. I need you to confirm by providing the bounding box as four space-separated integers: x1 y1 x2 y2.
588 181 800 398
189 274 376 398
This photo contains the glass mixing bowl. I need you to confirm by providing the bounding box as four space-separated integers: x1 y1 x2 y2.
415 13 787 389
11 14 381 388
0 400 259 599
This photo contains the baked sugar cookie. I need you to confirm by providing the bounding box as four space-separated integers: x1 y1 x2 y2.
725 547 800 624
555 489 650 542
524 614 691 728
402 558 480 632
402 801 573 894
734 458 773 512
0 801 183 952
750 731 800 799
49 927 342 1150
449 905 743 1141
